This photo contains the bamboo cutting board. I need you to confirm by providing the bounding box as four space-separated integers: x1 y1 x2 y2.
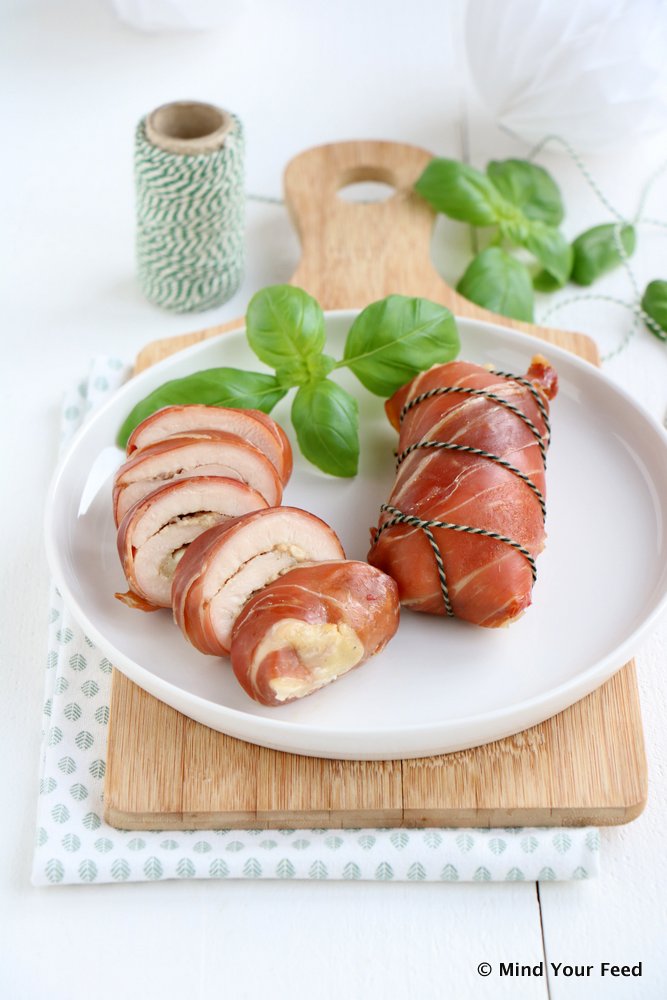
105 140 647 830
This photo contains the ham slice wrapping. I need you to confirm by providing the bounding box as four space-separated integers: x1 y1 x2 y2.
368 356 558 628
231 561 400 706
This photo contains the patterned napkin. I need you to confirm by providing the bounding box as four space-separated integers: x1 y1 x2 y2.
32 359 600 885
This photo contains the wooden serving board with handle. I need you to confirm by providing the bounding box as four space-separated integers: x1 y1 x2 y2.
105 140 647 830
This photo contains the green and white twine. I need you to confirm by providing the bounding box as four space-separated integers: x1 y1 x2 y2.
135 108 245 313
504 129 667 359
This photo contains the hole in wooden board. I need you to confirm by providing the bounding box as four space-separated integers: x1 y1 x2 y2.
337 180 396 203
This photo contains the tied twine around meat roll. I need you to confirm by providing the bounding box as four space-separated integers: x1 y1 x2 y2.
135 101 245 312
369 356 557 624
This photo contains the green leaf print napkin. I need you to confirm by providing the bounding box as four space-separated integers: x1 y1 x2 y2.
32 358 600 885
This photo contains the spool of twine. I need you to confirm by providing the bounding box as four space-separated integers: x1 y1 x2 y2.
135 100 245 313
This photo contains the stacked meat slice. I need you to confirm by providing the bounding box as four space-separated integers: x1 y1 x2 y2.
114 405 292 609
368 356 558 627
116 477 269 610
114 404 399 705
114 430 284 524
125 403 292 482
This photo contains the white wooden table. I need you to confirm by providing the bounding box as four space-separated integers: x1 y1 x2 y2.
2 2 666 996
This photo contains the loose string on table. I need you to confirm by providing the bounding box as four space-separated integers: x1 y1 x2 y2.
506 130 667 359
257 136 666 358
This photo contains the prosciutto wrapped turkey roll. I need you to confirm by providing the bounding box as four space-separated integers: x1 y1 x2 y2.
116 476 268 610
230 561 400 706
126 405 293 484
368 356 558 628
172 507 346 655
113 430 283 525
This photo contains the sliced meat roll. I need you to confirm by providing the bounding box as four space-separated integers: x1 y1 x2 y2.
231 561 400 706
112 430 283 526
116 476 269 610
172 507 345 656
126 405 293 484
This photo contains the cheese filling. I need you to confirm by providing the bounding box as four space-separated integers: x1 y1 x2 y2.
253 619 364 701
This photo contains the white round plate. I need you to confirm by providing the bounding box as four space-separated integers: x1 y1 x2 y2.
45 313 667 759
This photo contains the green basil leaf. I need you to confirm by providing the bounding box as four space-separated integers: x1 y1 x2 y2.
457 248 534 322
291 379 359 477
533 269 562 293
487 159 564 226
275 353 337 389
117 369 286 448
641 280 667 342
275 358 309 388
571 223 636 286
341 295 459 396
503 219 573 287
245 284 326 368
415 159 508 226
306 353 336 381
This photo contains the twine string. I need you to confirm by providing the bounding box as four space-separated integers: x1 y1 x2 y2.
381 369 547 616
504 129 667 361
135 115 245 313
374 504 538 618
250 136 665 359
395 441 546 518
243 137 667 358
399 369 551 464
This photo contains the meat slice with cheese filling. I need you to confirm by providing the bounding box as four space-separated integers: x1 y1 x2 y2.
126 405 293 484
116 476 268 610
231 561 400 706
172 507 345 655
112 430 283 526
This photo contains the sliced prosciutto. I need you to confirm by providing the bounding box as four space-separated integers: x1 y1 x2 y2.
231 561 400 706
116 476 268 610
172 507 345 655
126 405 293 484
368 355 558 628
112 430 283 526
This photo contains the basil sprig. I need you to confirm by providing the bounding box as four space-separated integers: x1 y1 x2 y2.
414 155 659 335
415 158 573 320
117 286 459 477
416 155 662 352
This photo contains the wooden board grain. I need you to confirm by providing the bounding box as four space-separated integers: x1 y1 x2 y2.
104 139 647 830
106 663 645 829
